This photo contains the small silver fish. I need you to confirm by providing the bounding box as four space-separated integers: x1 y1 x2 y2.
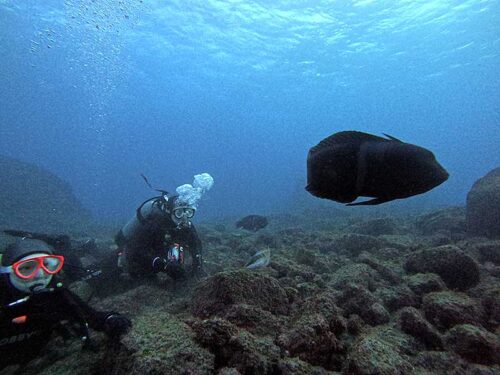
245 248 271 269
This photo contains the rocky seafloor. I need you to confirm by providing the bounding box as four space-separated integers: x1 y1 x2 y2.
3 205 499 375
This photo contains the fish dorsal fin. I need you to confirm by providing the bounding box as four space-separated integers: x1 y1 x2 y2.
310 131 388 155
382 133 403 142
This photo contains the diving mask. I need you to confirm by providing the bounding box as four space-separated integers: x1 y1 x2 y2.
1 254 64 279
1 253 64 293
172 206 196 219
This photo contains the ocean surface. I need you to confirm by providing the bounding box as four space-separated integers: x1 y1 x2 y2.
1 0 499 220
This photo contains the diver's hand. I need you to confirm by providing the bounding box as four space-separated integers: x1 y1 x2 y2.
104 313 132 338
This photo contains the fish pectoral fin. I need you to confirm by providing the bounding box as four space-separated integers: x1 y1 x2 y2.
346 197 394 206
382 133 403 142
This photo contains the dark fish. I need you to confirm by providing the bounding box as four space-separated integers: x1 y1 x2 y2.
236 215 269 232
306 131 449 206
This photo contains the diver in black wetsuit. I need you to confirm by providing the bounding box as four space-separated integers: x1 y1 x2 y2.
116 195 205 279
115 173 214 280
0 238 131 371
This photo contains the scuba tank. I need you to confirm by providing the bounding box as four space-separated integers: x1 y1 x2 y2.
118 196 169 244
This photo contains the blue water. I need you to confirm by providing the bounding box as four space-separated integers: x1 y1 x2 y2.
1 0 499 219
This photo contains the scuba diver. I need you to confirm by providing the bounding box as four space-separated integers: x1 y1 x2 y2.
115 173 214 280
2 229 102 284
0 237 131 370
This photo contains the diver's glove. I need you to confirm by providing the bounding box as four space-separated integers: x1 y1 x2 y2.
104 313 132 338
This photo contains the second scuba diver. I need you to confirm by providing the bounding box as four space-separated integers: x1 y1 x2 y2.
115 173 214 280
0 238 131 371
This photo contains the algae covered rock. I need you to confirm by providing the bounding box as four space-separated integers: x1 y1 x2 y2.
466 167 500 239
192 269 289 318
358 252 402 285
412 351 478 374
277 313 344 370
276 358 335 375
298 290 342 322
0 155 92 232
404 245 480 290
342 326 419 375
329 263 383 290
222 304 284 336
337 283 390 326
397 307 443 349
332 233 390 256
444 324 500 365
415 206 466 236
405 273 447 296
476 241 500 265
422 291 484 330
375 285 420 312
111 311 215 375
277 291 346 370
481 287 500 328
346 218 399 236
189 318 281 374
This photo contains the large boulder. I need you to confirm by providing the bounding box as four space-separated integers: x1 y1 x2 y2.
422 291 484 330
277 313 344 370
191 270 290 318
337 283 390 326
276 292 346 370
444 324 500 365
466 167 500 238
189 318 281 374
342 327 420 375
404 245 480 290
396 307 443 350
0 155 91 232
222 304 285 336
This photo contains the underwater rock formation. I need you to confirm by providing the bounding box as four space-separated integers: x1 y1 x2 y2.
444 324 500 365
345 217 400 236
405 272 447 296
0 155 91 232
422 291 484 330
192 269 290 318
343 326 420 375
415 206 466 236
396 306 443 349
111 311 215 374
466 167 500 239
11 206 500 375
404 245 480 290
476 241 500 265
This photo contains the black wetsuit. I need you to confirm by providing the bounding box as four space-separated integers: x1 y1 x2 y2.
116 197 204 278
0 282 120 370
